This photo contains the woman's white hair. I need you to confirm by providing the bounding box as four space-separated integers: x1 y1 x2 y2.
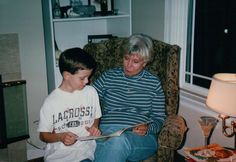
125 33 154 63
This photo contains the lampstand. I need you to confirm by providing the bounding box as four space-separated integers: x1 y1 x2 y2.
218 114 236 149
206 73 236 148
218 114 236 138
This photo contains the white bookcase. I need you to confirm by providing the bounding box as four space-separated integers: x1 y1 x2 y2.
42 0 132 93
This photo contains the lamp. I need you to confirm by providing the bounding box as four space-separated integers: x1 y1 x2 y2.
206 73 236 148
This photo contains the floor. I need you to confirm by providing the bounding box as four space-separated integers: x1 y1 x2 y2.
26 152 186 162
0 140 28 162
174 151 186 162
0 140 186 162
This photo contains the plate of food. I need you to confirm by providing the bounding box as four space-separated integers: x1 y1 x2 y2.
184 144 236 162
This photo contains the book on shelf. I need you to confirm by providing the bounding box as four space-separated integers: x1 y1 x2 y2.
77 121 152 141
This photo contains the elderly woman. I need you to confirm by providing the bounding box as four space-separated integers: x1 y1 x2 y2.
93 34 166 162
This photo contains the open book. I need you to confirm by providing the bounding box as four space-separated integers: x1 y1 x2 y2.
77 121 152 141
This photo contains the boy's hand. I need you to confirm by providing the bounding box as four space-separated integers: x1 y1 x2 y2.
59 132 78 146
86 126 101 136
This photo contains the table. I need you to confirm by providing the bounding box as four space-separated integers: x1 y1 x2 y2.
184 148 236 162
174 151 187 162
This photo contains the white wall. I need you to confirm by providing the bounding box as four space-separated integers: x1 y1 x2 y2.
132 0 165 40
0 0 48 157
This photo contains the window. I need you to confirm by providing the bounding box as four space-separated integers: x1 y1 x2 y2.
164 0 236 96
186 0 236 89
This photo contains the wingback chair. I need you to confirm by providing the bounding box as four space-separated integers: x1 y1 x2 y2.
83 37 187 162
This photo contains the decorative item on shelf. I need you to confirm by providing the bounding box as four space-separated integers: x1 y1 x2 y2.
198 116 218 146
60 5 72 18
68 0 95 17
87 34 117 43
100 0 108 12
53 0 62 18
113 8 118 15
206 73 236 148
71 0 83 6
91 0 114 16
56 0 72 18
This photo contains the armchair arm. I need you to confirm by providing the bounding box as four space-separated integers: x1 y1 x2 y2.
158 114 187 149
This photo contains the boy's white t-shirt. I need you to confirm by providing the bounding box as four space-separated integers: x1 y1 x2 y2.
37 86 102 162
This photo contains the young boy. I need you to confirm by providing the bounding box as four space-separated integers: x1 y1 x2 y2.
38 48 102 162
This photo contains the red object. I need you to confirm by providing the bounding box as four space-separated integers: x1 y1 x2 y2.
186 158 195 162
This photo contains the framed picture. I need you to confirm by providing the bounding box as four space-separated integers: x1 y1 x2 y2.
88 34 116 43
59 0 90 7
71 0 90 6
59 0 70 7
90 0 114 14
90 0 100 11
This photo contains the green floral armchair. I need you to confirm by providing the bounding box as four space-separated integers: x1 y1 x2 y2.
83 37 187 162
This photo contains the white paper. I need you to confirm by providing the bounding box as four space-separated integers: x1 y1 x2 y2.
77 121 152 141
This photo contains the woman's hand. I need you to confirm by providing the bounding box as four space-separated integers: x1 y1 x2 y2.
133 124 148 136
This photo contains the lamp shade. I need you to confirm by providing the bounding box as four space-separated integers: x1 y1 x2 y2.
206 73 236 117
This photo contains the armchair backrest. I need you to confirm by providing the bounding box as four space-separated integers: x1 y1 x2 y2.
83 37 181 116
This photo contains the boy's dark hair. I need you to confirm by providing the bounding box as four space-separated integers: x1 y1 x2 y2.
59 47 97 75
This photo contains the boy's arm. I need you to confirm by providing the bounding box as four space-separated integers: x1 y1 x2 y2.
86 118 101 136
40 132 59 143
92 118 100 128
40 131 77 146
